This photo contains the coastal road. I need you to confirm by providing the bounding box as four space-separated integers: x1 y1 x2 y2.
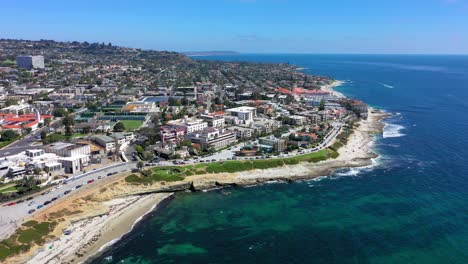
0 161 136 240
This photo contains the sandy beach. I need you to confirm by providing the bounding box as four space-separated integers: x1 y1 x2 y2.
322 80 346 98
22 193 172 264
4 82 390 264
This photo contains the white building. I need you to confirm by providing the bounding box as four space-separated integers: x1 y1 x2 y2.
16 55 45 69
187 127 237 150
225 106 257 125
168 117 208 133
44 142 91 157
94 135 116 152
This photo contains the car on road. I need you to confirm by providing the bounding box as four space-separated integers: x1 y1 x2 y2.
64 190 71 195
87 179 95 184
28 209 36 214
44 201 51 205
37 205 43 209
28 201 35 206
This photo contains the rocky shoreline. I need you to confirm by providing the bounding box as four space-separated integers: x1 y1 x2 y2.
6 106 390 264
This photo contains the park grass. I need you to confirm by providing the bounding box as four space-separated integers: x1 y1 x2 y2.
0 184 18 194
71 132 92 139
120 120 143 131
0 221 56 261
125 147 340 185
0 141 12 149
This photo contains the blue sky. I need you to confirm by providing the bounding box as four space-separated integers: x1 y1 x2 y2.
2 0 468 54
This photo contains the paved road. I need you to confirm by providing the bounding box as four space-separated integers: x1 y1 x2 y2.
0 161 135 239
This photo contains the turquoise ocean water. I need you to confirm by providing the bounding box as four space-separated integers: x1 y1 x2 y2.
91 54 468 264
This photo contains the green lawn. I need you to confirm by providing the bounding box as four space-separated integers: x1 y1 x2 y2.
71 133 91 139
0 186 18 194
126 148 339 185
120 120 143 131
0 141 12 149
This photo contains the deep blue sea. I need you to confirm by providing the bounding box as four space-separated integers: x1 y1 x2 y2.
91 55 468 264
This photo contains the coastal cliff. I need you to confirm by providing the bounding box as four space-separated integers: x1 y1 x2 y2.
4 109 389 264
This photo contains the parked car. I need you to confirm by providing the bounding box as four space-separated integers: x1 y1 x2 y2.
28 209 36 214
7 202 16 206
41 191 50 196
64 190 71 195
36 205 43 209
43 201 51 206
98 176 103 180
107 173 112 176
16 199 25 204
28 201 35 206
87 179 95 184
51 197 58 202
75 184 83 189
26 197 34 201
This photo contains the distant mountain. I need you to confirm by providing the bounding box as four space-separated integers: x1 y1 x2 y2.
182 51 241 56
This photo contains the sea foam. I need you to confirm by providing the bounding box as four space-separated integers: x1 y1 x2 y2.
383 123 406 138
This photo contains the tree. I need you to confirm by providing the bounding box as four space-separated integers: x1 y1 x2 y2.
40 131 47 141
1 130 19 141
82 126 92 134
62 116 74 127
114 122 126 132
33 167 42 177
319 99 325 111
65 126 73 137
5 98 18 107
136 161 144 171
44 117 52 126
53 108 67 117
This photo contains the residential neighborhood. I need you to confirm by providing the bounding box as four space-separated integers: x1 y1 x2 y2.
0 39 367 220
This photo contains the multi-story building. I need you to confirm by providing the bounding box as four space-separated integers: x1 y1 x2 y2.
93 135 116 152
187 127 237 150
168 117 208 133
252 118 282 134
231 126 254 139
200 114 225 128
16 55 45 69
259 136 287 152
160 125 186 144
225 106 257 125
287 115 307 126
44 142 91 157
174 86 197 100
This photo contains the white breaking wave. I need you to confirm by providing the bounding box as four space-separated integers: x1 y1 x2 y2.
379 82 394 89
383 123 406 138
